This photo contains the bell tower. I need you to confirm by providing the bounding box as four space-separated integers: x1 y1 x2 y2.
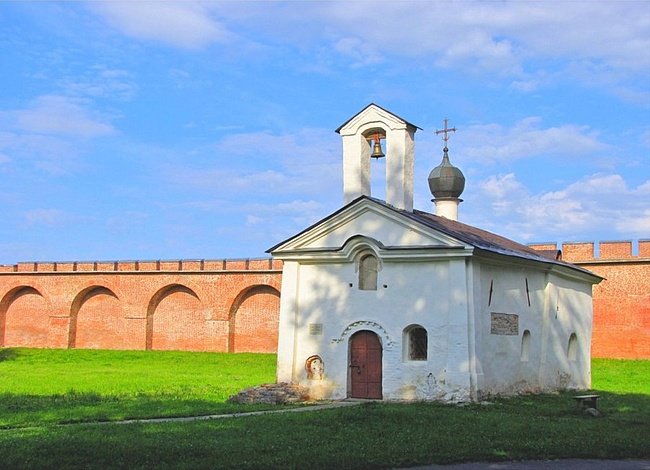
336 104 420 212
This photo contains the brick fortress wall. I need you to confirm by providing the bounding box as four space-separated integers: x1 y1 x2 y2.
0 259 283 353
530 240 650 359
2 241 648 358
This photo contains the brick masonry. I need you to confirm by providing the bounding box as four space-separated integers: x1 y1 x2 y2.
529 240 650 359
1 242 648 359
0 259 282 353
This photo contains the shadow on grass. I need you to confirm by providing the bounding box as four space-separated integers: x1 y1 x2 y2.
0 391 290 429
0 349 18 362
0 390 648 469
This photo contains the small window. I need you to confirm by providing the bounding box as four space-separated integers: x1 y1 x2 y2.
521 330 531 362
358 253 378 291
405 325 427 361
567 333 578 361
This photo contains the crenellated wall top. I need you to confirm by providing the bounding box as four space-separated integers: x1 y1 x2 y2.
529 240 650 263
2 240 647 272
0 258 283 274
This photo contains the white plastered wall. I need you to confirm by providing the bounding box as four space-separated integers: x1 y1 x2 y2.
276 252 473 401
471 259 593 397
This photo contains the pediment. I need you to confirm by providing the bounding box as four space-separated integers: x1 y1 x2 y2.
335 103 420 136
269 198 471 261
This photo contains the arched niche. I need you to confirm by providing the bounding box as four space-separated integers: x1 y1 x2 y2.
228 285 280 353
1 286 49 348
68 286 120 349
145 284 203 351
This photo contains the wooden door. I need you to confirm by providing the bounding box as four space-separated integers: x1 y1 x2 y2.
349 330 382 399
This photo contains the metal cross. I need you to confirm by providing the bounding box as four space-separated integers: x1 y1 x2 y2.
435 118 456 145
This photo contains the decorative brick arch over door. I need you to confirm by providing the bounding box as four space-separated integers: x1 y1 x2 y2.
349 330 382 399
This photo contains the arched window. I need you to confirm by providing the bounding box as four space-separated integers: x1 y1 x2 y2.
404 325 427 361
358 253 378 291
567 333 578 361
521 330 531 362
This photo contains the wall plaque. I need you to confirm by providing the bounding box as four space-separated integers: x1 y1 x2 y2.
490 313 519 335
309 323 323 336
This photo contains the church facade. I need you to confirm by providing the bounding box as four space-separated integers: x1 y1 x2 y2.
269 104 602 401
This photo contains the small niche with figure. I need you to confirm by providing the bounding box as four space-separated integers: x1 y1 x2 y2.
305 355 324 380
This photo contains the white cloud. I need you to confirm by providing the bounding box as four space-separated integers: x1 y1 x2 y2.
11 95 116 138
241 199 326 246
91 2 231 49
467 173 650 242
212 1 649 93
23 209 68 227
459 117 607 163
334 37 384 68
615 209 650 235
58 67 137 101
0 95 117 174
167 128 341 199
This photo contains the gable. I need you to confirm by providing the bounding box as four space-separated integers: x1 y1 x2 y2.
268 197 472 261
335 103 420 136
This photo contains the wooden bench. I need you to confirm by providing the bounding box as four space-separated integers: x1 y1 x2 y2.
573 394 600 409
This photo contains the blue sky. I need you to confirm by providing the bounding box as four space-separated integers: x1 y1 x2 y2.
0 1 648 264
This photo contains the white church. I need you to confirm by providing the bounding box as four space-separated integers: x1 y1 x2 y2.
269 104 601 402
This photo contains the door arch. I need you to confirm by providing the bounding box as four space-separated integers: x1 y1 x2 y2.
348 330 382 399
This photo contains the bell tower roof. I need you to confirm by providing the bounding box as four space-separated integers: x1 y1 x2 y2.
335 103 421 135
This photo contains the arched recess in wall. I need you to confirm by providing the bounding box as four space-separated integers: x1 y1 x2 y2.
0 286 49 348
521 330 531 362
146 284 205 351
68 286 120 349
228 285 280 353
358 252 379 291
567 333 578 361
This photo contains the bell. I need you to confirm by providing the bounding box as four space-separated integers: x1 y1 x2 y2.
370 136 385 159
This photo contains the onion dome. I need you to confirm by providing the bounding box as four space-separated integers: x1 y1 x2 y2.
428 147 465 199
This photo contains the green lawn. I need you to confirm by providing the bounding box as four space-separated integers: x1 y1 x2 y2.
0 348 277 427
0 349 648 469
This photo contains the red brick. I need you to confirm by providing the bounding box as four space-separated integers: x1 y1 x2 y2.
138 261 159 271
562 242 594 261
181 260 203 271
17 262 36 272
76 263 95 272
225 260 248 270
599 241 632 259
203 260 225 271
0 260 282 353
